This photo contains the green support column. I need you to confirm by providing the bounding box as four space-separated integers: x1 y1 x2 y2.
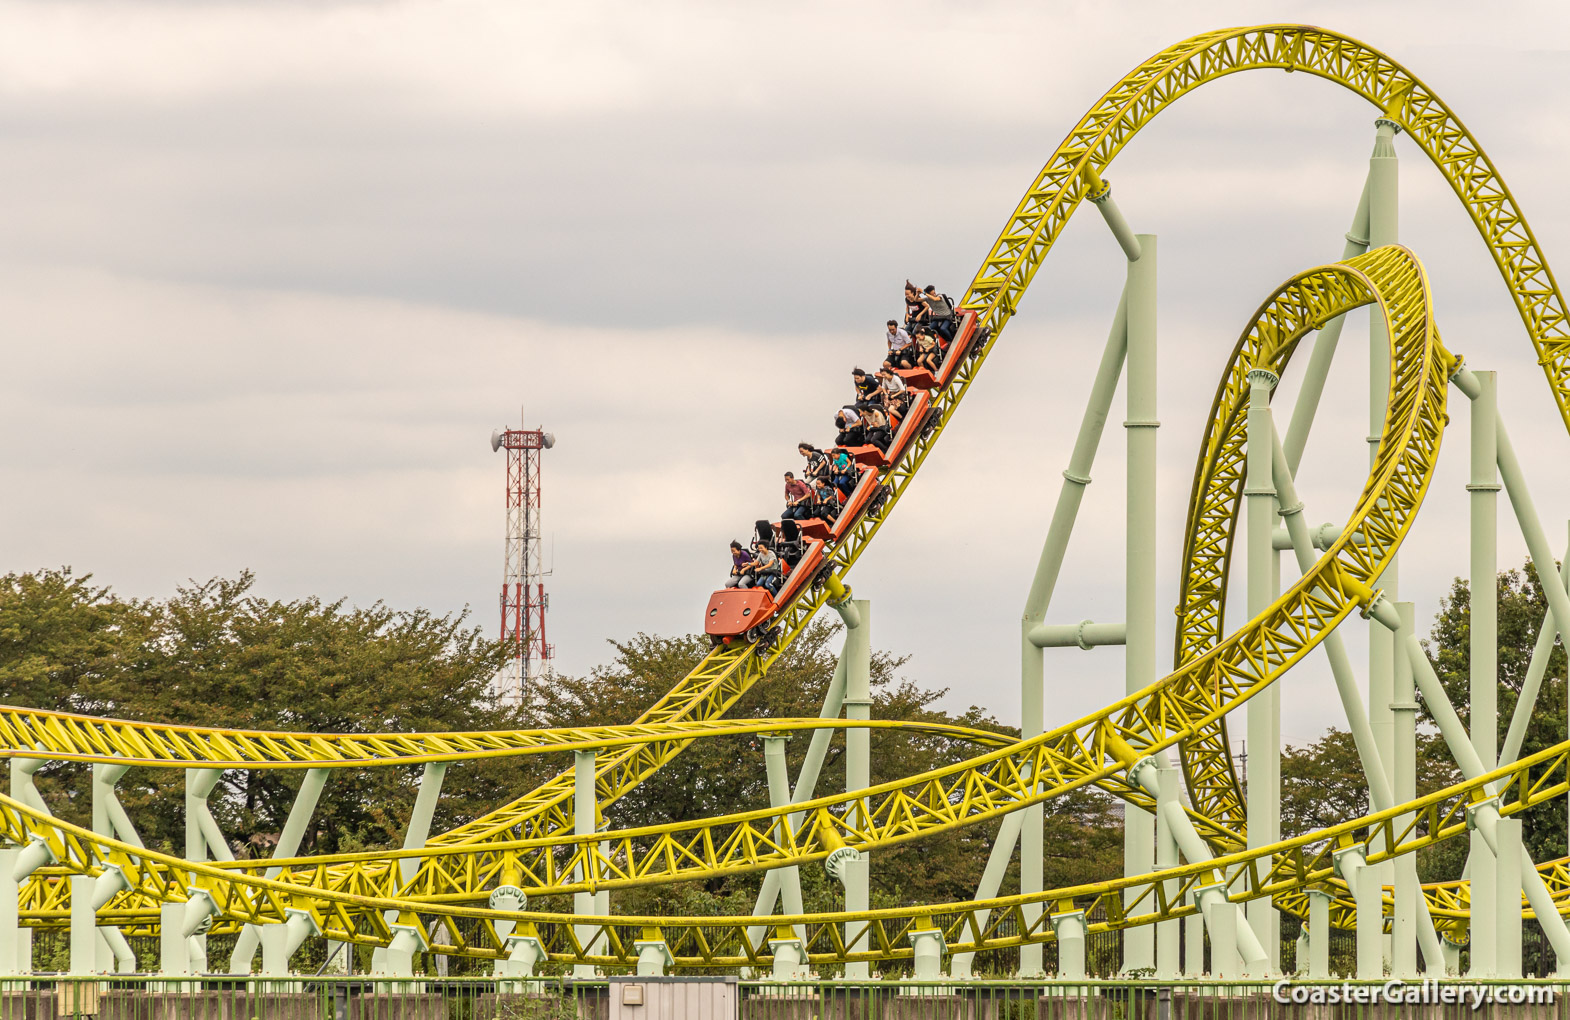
0 847 18 976
1336 847 1383 978
843 599 872 980
1184 889 1203 976
747 647 849 955
1307 889 1332 979
1272 431 1445 970
761 735 807 948
231 768 329 974
1123 232 1158 974
371 761 445 979
573 750 597 979
1153 763 1180 978
184 768 231 974
1496 816 1523 978
1012 287 1127 978
1244 367 1280 974
1469 369 1500 976
1128 759 1267 972
1391 602 1420 976
1368 118 1400 972
1368 586 1570 971
90 764 141 975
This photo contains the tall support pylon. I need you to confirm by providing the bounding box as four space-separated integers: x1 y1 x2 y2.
1469 369 1500 975
491 417 556 704
1391 600 1420 976
1244 365 1280 974
573 751 598 979
1123 227 1158 974
1006 167 1137 979
1367 117 1401 972
841 599 873 980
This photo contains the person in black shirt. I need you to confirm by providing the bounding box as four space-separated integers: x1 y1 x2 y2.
799 443 831 483
851 368 880 410
903 281 926 331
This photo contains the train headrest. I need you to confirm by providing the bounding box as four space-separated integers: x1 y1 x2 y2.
780 519 801 543
754 520 775 546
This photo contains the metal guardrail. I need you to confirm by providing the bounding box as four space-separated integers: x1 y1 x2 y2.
8 976 1570 1019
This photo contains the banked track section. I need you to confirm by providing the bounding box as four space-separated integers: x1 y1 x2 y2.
7 24 1570 962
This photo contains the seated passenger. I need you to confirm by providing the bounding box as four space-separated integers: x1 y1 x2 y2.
811 477 842 521
912 327 941 373
835 407 865 447
851 368 880 410
783 471 813 519
922 285 957 340
903 281 926 331
799 442 831 483
863 406 892 452
886 320 914 367
876 366 911 417
829 446 857 494
723 540 753 589
748 540 783 595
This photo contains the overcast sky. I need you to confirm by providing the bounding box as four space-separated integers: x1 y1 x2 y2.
5 1 1570 748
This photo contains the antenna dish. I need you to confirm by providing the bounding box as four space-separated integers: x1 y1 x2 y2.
543 433 557 449
490 430 503 453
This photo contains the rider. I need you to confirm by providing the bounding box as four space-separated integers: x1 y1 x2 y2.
851 368 881 410
748 539 783 594
903 281 926 332
862 405 892 452
810 477 842 521
782 471 813 519
799 442 831 484
724 540 754 588
877 366 910 418
922 285 957 340
911 327 941 373
829 446 857 494
835 407 865 447
886 319 915 367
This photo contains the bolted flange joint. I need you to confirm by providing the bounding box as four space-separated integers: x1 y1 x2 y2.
489 884 528 912
1245 367 1280 390
1126 754 1163 792
825 846 863 883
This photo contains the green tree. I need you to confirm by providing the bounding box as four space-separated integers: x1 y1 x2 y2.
526 624 1123 969
1280 726 1464 879
0 568 1126 976
0 568 522 859
1279 559 1570 882
1421 560 1568 865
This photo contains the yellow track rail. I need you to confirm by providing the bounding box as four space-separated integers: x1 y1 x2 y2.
0 707 1011 769
6 24 1569 964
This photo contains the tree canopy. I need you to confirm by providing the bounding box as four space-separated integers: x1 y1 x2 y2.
0 568 1124 974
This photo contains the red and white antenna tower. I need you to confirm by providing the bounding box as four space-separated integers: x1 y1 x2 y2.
490 413 556 703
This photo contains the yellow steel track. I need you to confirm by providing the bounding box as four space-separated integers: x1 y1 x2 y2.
5 24 1568 965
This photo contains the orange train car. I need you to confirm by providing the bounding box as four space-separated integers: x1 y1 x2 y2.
702 307 982 644
705 538 825 644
